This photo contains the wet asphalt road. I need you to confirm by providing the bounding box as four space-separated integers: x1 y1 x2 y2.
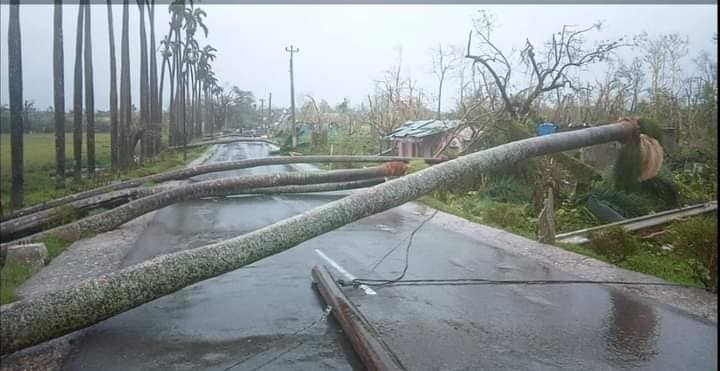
64 142 717 370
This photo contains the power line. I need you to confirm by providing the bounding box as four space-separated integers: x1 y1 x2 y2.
350 210 710 292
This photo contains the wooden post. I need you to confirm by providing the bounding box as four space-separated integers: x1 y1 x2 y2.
537 185 556 244
311 265 405 371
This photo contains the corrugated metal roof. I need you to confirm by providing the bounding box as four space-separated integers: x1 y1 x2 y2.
385 120 462 140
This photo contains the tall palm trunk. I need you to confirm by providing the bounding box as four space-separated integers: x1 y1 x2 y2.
167 60 176 146
119 0 131 169
148 0 159 155
72 3 84 180
137 0 149 163
53 0 66 189
83 2 95 176
158 55 168 143
107 0 119 169
8 0 24 209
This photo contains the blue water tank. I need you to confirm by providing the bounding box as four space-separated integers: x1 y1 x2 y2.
536 122 558 136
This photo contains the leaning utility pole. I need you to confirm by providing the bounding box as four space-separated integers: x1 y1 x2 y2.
285 45 299 148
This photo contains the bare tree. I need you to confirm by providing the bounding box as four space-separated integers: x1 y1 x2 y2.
429 44 457 119
465 11 627 121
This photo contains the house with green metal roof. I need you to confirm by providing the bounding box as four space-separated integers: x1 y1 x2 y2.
384 119 470 157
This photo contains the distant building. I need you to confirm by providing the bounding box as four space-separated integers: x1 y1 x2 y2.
385 120 471 157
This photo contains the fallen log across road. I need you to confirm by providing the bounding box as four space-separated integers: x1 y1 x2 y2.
0 178 387 243
1 155 442 222
1 164 406 248
0 121 639 355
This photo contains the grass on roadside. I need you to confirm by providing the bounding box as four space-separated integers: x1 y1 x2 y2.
0 235 74 304
419 191 712 288
1 133 207 214
1 133 208 304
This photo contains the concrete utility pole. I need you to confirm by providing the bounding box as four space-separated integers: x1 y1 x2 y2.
267 92 273 136
259 98 265 134
285 45 299 148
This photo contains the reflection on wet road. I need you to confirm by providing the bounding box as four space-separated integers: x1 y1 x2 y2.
64 142 717 371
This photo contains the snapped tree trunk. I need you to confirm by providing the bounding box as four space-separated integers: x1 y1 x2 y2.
0 122 638 354
1 155 441 222
0 178 387 242
10 164 407 245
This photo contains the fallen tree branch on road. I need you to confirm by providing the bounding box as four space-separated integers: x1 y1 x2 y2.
2 155 442 223
0 121 639 355
3 164 406 247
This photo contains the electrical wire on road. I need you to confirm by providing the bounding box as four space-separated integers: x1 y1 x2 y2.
222 306 332 371
349 210 712 292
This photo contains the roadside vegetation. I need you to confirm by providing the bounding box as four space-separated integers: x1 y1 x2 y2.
1 133 207 215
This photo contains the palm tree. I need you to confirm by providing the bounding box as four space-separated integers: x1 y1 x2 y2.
53 0 66 189
72 3 84 180
138 0 150 163
148 0 160 155
107 0 119 169
83 2 96 175
158 35 175 145
119 0 132 169
8 0 24 209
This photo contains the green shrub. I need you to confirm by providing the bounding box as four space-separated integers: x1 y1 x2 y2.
666 216 718 289
589 226 639 263
481 204 534 233
480 176 533 204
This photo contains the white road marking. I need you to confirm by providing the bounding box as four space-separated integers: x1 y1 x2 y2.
314 249 377 295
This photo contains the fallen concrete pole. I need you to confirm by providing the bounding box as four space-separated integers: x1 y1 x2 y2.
0 121 638 354
2 165 404 247
312 265 406 370
2 155 441 222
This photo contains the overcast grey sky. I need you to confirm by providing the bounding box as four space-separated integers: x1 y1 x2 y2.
0 4 717 111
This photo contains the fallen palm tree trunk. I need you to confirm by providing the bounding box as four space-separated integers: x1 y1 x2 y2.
0 188 160 242
2 155 441 222
3 165 405 247
167 137 276 150
0 121 639 355
240 178 386 196
2 179 385 243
